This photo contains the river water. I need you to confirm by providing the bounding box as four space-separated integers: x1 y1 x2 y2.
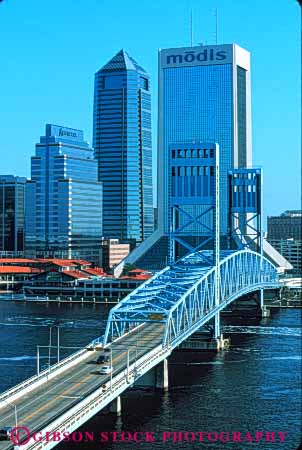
0 302 301 450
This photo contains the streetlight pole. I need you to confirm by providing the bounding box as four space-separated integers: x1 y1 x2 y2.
48 326 52 371
126 349 130 383
57 326 60 363
37 345 40 375
135 341 138 367
4 400 17 429
13 404 17 428
110 348 113 391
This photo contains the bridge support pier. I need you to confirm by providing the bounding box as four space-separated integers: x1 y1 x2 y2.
214 312 220 338
262 306 270 318
259 289 270 317
260 289 264 309
109 395 122 416
156 358 168 391
215 334 230 351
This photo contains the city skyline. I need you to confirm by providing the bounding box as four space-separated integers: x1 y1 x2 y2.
0 2 300 448
0 0 300 220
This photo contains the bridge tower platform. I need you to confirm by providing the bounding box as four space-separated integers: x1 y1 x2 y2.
177 332 230 352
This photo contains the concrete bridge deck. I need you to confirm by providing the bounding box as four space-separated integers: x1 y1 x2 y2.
0 323 164 450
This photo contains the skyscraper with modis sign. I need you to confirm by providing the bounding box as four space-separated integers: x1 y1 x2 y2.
157 43 252 236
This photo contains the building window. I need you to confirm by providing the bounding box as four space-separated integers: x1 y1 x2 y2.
140 77 149 91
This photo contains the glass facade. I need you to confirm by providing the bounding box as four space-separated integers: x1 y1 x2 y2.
162 64 233 233
25 125 103 264
237 66 247 168
93 50 153 245
158 44 251 236
0 175 26 253
267 211 302 241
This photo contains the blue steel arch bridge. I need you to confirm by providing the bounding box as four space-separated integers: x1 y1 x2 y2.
104 249 278 350
0 144 280 450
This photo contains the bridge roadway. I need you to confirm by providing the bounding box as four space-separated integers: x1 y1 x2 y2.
0 322 164 450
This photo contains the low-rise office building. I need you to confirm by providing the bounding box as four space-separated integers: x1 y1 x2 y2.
101 239 130 271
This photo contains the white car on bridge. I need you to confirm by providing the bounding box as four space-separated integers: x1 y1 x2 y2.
99 365 113 375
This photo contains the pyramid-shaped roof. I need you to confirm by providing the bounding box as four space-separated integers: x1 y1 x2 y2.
98 49 147 74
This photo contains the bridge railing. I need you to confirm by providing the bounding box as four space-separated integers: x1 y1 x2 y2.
0 323 143 409
15 343 170 450
0 321 144 409
0 338 103 409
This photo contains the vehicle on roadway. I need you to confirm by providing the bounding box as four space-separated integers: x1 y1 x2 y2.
0 427 13 441
96 353 110 364
99 365 113 375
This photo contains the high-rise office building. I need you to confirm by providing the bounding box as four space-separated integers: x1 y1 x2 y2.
93 49 154 245
0 175 26 255
267 210 302 241
157 43 252 235
25 124 103 265
267 210 302 273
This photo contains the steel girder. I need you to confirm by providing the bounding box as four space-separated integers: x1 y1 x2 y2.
103 249 279 347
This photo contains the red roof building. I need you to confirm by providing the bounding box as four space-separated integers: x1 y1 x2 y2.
0 266 41 274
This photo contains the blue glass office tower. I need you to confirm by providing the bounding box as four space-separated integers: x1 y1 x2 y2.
93 50 154 245
25 125 103 264
158 44 252 236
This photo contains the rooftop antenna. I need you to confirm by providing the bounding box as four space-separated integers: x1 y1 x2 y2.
190 9 193 47
214 8 218 44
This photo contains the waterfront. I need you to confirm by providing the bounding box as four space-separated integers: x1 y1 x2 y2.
0 303 301 450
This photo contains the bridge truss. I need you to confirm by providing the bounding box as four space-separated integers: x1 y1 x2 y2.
104 145 279 350
103 249 279 349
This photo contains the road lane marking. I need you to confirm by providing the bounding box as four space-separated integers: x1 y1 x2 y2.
5 352 126 423
0 333 139 420
18 333 159 424
58 396 83 399
0 325 163 425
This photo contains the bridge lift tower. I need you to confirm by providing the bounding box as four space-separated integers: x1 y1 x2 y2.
168 142 221 337
168 145 265 336
228 168 264 308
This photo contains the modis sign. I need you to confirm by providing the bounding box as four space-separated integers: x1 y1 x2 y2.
160 45 233 68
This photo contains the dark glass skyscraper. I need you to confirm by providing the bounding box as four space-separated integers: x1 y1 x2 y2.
25 125 103 264
93 50 153 245
0 175 26 255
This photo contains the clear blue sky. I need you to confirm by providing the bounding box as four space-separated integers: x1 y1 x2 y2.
0 0 300 219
